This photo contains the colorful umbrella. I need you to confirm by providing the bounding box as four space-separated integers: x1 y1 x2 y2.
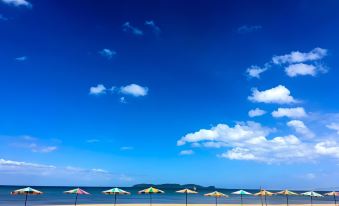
138 187 164 206
324 191 339 206
254 189 273 206
301 191 323 206
176 188 198 206
232 190 252 206
102 188 130 206
204 191 228 206
64 188 90 206
11 187 43 206
275 190 298 206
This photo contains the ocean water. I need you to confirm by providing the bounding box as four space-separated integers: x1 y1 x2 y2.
0 186 336 206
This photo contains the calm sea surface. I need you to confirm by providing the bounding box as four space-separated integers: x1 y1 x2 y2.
0 186 336 206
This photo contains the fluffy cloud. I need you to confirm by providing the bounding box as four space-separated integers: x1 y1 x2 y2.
122 22 143 36
326 123 339 134
285 63 317 77
287 120 314 138
15 56 27 61
248 85 297 104
89 84 106 95
179 150 194 155
120 84 148 97
237 25 262 33
1 0 31 8
272 47 327 64
315 141 339 158
246 65 267 78
272 107 307 118
8 135 58 153
99 48 116 59
145 20 161 35
248 108 266 117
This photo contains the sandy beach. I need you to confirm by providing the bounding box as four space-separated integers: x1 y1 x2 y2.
48 204 334 206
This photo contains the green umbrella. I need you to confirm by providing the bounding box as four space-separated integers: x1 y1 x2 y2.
11 187 43 206
232 190 252 206
102 188 130 206
138 187 165 206
301 191 323 206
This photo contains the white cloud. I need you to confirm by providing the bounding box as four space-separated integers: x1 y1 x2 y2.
287 120 314 138
1 0 31 8
237 25 262 33
15 56 27 61
145 20 161 35
0 159 56 169
248 108 266 117
9 136 58 153
326 123 339 134
272 47 327 64
248 85 297 104
272 107 307 118
99 48 116 59
89 84 106 95
315 141 339 158
246 65 267 78
285 63 316 77
122 22 143 36
120 146 133 151
120 84 148 97
120 97 127 104
179 150 194 155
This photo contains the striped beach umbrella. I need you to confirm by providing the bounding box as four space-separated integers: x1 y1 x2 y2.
64 188 90 206
11 187 43 206
204 191 228 206
301 191 323 206
138 187 164 206
176 188 198 206
275 190 298 206
324 191 339 206
232 190 252 206
102 188 130 206
254 189 273 206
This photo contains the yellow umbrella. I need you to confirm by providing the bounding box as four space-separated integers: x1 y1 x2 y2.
204 191 228 206
138 187 164 206
254 190 273 206
275 190 298 206
176 188 198 206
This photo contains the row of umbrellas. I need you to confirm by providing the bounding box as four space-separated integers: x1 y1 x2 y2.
10 187 339 206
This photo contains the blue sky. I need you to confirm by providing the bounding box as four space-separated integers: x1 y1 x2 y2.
1 0 339 189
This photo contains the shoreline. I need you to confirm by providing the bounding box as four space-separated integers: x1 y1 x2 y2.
45 204 336 206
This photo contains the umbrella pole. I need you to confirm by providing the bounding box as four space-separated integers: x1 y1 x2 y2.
114 194 117 206
75 193 78 206
241 194 243 206
186 192 188 206
286 195 289 206
150 194 152 206
311 196 313 206
25 194 28 206
215 197 218 206
334 194 337 206
260 196 264 206
265 195 267 206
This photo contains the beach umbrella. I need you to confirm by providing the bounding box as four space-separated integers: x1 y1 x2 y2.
64 188 90 206
254 190 273 206
102 188 130 206
176 188 198 206
138 187 164 206
11 187 43 206
275 190 298 206
204 191 228 206
232 190 252 206
324 191 339 206
301 191 323 206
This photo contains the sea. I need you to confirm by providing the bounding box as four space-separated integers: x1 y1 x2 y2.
0 186 336 206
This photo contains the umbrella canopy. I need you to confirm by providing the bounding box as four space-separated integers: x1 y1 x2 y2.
275 190 298 206
138 187 164 206
11 187 43 206
176 188 198 206
103 188 130 206
64 188 90 206
176 188 198 194
254 190 273 206
102 188 130 195
232 190 252 206
232 190 252 195
11 187 43 195
138 187 164 194
324 191 339 206
301 191 323 197
204 191 228 206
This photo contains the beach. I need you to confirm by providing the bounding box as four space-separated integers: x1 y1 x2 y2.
47 204 334 206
